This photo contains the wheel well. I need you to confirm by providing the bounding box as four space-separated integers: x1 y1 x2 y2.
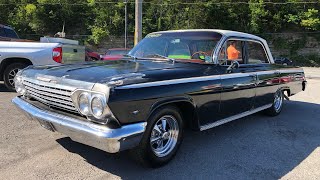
151 101 198 130
0 58 32 80
174 101 198 130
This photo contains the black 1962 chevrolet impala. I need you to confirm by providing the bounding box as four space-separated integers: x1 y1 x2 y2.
12 29 306 167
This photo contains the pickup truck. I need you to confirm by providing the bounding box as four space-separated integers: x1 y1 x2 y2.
0 24 85 90
12 29 306 167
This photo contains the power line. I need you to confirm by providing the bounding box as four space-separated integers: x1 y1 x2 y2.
145 1 320 5
22 31 320 37
0 1 319 6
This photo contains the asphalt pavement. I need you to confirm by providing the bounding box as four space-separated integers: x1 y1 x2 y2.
0 67 319 180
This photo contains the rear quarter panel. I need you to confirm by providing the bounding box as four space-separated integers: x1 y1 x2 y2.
277 65 305 95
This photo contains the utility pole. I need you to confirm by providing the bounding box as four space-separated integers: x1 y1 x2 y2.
134 0 142 45
124 0 128 49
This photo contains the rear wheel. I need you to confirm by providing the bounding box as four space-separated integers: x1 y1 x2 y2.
131 105 184 167
264 89 284 116
3 63 28 91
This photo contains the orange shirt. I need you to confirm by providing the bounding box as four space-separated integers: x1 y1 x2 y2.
227 45 240 60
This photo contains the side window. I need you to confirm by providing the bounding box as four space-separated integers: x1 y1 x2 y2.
218 40 244 64
218 44 227 63
247 41 268 64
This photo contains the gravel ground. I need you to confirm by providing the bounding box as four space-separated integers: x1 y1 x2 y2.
0 67 319 180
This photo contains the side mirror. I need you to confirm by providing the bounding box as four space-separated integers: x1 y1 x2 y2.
226 60 240 73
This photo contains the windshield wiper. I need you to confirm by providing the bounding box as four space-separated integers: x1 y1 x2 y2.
123 54 137 59
145 54 175 63
124 54 175 63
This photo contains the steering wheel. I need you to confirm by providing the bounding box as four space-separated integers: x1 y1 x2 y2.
191 51 209 59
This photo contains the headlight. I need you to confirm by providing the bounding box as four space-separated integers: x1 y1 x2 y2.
71 89 112 123
78 92 90 115
91 95 105 118
14 72 26 95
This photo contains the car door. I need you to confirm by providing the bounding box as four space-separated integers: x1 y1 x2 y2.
216 39 256 119
246 40 280 108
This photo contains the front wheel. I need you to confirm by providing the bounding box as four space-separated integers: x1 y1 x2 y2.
264 89 284 116
3 63 28 91
131 105 184 167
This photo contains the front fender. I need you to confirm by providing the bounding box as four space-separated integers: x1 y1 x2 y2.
149 96 196 115
147 96 200 130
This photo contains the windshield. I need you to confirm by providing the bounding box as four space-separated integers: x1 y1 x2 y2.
128 31 222 63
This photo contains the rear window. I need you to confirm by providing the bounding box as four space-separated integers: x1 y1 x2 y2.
247 41 268 64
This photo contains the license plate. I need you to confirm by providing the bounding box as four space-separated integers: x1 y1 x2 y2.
37 119 55 132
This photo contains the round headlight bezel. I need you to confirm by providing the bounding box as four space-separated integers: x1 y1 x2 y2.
78 92 90 116
90 95 106 119
71 89 111 123
14 74 26 95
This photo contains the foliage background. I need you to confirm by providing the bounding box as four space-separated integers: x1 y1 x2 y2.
0 0 319 66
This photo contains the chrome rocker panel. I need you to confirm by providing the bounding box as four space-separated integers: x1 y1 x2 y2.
12 97 147 153
200 103 273 131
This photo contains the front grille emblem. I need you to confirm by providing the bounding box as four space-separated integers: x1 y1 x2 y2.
36 76 51 82
36 76 57 83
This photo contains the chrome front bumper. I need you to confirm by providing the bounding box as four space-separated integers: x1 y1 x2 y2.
12 97 146 153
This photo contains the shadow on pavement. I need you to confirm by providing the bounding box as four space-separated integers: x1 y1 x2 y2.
0 82 13 93
56 100 320 179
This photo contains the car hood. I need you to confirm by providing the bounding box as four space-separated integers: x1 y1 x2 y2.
22 59 207 86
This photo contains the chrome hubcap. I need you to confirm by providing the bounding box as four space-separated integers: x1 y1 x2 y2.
8 68 19 86
274 90 283 112
150 115 179 157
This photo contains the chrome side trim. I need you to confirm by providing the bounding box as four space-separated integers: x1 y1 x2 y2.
118 68 303 89
200 103 272 131
118 72 254 89
279 68 304 74
12 97 147 153
256 70 278 75
118 75 219 89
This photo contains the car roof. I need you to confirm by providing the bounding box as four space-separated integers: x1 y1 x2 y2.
151 29 274 64
151 29 266 42
0 24 14 30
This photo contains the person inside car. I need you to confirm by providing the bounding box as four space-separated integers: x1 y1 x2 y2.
227 41 240 60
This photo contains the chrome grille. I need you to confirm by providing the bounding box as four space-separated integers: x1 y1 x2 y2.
23 78 78 113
